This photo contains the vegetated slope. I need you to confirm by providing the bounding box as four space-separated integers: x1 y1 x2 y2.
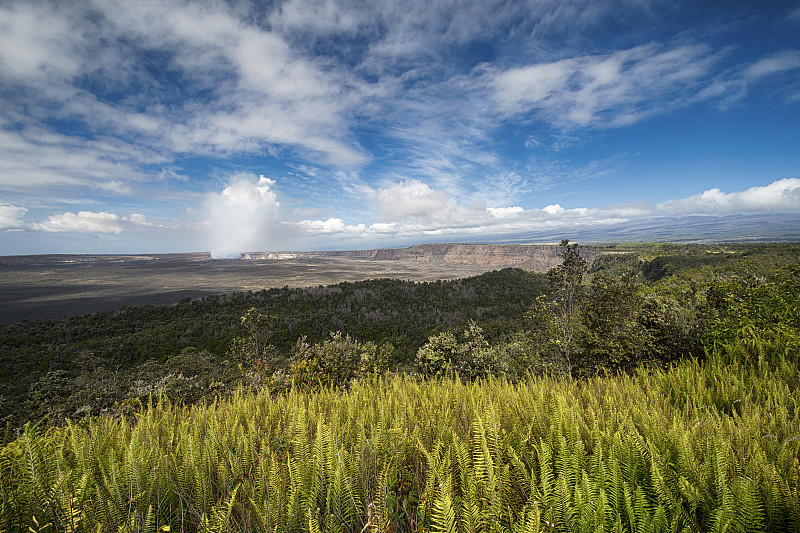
2 346 798 532
0 268 550 430
1 242 799 531
1 242 797 433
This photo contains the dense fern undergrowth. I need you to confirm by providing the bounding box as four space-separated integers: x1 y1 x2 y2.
2 344 798 532
2 242 799 532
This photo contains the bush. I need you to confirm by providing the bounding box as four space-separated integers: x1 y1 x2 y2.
416 321 505 379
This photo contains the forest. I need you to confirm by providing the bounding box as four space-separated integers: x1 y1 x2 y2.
1 241 799 532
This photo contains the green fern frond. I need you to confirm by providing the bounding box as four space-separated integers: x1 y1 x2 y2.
431 476 458 533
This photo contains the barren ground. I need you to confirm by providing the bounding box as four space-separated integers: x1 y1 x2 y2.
0 253 495 324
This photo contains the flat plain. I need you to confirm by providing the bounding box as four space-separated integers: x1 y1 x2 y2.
0 252 497 324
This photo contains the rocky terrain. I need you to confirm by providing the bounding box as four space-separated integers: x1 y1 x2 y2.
245 243 598 271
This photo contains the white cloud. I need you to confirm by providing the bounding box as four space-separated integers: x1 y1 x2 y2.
0 203 27 230
375 180 453 220
124 214 152 226
294 178 800 245
35 211 124 234
205 173 295 257
299 217 367 234
703 50 800 108
96 0 367 166
656 178 800 215
0 0 367 177
300 217 344 233
0 3 80 81
1 0 798 255
744 50 800 79
30 209 156 235
0 126 163 192
95 180 135 195
489 43 718 127
542 204 566 215
488 206 524 218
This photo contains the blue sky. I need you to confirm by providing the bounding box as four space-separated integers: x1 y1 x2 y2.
1 0 799 255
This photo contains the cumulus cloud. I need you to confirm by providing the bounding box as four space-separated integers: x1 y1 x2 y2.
487 206 524 218
125 213 152 226
0 202 27 230
32 211 154 234
375 180 453 220
205 174 296 257
656 178 800 215
35 211 125 234
294 178 800 245
298 217 367 234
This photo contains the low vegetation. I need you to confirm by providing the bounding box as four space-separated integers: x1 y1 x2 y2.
0 241 798 531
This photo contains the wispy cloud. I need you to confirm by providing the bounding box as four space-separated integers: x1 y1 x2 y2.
701 50 800 107
487 43 719 127
787 7 800 25
0 126 159 192
0 0 368 172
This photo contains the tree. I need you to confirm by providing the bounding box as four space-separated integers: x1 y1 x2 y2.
541 239 588 375
227 307 276 367
582 272 653 373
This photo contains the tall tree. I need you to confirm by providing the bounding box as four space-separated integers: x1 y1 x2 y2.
536 239 588 375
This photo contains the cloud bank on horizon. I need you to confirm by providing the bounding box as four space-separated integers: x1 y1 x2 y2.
1 0 799 254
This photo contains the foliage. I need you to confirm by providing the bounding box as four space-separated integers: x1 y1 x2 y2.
258 331 398 393
0 268 550 432
523 293 582 377
536 239 588 375
582 271 654 373
527 243 712 377
1 242 799 531
416 321 507 380
2 340 799 532
706 264 800 367
226 306 276 366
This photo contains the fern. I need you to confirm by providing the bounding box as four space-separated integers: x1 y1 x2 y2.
431 475 458 533
2 355 799 533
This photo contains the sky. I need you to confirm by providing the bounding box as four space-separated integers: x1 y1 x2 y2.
1 0 799 256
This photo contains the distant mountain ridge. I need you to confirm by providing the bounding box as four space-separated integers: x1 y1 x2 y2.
242 243 599 272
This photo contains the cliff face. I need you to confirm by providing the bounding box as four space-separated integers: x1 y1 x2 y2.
370 244 598 272
249 243 597 272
